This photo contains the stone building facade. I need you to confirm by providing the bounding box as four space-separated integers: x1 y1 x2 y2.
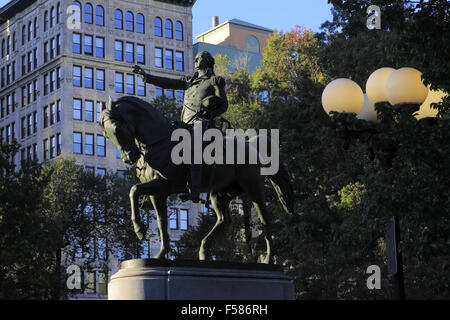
0 0 199 299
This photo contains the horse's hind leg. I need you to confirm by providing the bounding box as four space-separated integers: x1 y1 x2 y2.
240 178 273 264
149 195 170 259
199 192 231 261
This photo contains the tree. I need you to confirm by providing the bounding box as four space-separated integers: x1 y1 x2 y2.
0 142 57 299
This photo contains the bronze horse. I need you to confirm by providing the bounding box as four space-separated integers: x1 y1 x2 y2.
99 96 293 263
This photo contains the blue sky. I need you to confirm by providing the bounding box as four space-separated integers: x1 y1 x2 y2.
192 0 333 39
0 0 333 39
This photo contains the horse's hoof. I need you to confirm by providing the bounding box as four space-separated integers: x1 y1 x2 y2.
134 224 148 241
154 247 169 259
199 249 206 261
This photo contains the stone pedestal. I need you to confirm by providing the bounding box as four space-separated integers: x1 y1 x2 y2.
108 259 295 300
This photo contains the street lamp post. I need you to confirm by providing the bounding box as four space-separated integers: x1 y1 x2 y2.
321 66 447 300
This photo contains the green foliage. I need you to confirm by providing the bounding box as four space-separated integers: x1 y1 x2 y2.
178 2 449 299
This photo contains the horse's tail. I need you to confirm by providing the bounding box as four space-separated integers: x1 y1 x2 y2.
268 163 294 215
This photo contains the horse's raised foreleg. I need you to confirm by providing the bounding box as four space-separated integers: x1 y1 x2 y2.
129 179 171 241
149 195 170 259
199 192 231 261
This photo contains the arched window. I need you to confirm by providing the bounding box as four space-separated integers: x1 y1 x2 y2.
246 35 260 53
34 17 38 38
28 21 33 42
1 39 5 58
154 17 162 37
12 32 16 51
50 6 56 27
95 6 104 26
125 11 134 31
73 1 81 23
22 25 26 45
114 9 123 29
44 10 49 31
175 21 183 41
136 13 145 33
6 36 10 55
84 3 93 24
165 19 173 39
57 2 61 24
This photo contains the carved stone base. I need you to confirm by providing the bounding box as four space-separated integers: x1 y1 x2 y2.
108 259 295 300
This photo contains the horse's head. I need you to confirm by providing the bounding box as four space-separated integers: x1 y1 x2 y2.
99 104 140 165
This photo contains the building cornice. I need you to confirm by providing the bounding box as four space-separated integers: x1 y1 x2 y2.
0 0 37 25
154 0 197 7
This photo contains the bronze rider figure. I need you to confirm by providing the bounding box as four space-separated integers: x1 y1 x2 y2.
132 51 228 203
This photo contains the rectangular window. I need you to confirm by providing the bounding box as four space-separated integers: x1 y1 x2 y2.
115 72 124 93
22 86 27 106
155 47 163 68
27 51 32 72
85 100 94 122
33 79 38 100
126 74 134 95
96 135 105 157
50 135 56 159
137 76 145 96
27 82 33 104
57 133 61 156
85 67 93 89
73 65 82 87
43 138 49 160
180 209 188 230
44 41 49 62
96 102 104 123
169 208 178 229
57 34 61 56
73 33 81 54
115 40 123 61
165 49 173 70
126 42 134 63
50 37 56 59
56 100 61 122
96 69 105 90
73 98 82 120
84 35 93 55
50 70 56 92
44 73 49 95
98 272 107 296
85 271 96 294
50 103 56 125
137 44 145 64
96 37 104 58
165 89 174 99
27 114 32 136
21 117 26 138
56 67 61 89
43 106 49 128
155 86 163 98
176 51 184 71
176 90 184 102
85 133 94 155
21 55 26 75
33 111 37 133
96 168 106 177
97 238 107 260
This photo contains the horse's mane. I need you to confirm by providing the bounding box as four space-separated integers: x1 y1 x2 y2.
110 96 171 127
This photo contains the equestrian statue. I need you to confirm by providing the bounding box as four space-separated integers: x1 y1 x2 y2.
99 51 293 263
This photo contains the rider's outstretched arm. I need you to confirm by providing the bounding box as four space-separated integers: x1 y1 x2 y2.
134 65 187 90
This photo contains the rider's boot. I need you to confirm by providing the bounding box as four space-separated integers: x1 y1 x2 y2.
180 163 201 203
